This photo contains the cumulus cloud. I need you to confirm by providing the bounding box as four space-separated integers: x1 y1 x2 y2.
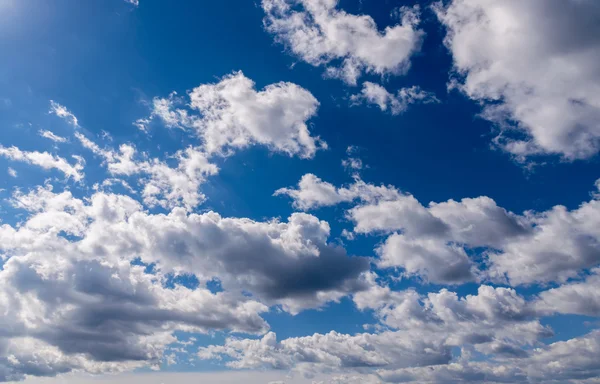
535 268 600 317
354 278 550 350
350 82 439 115
198 280 565 381
198 329 451 378
2 186 368 314
202 276 600 382
487 197 600 285
139 72 325 159
0 182 372 380
0 145 84 181
76 132 217 210
377 235 476 284
274 173 401 211
261 0 424 85
435 0 600 160
0 191 271 380
277 174 600 285
124 73 328 210
49 101 79 128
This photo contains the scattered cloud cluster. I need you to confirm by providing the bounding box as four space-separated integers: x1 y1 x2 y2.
277 174 600 286
0 184 368 380
200 277 600 382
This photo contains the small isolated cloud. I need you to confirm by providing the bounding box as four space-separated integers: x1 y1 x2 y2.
39 130 68 143
351 82 439 115
49 100 79 127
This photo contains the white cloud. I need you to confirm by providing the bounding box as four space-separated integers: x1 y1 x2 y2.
356 280 549 343
125 0 139 6
377 235 476 284
350 82 439 115
435 0 600 160
0 190 274 381
274 173 401 211
341 157 362 171
1 187 368 316
198 329 451 378
535 268 600 317
188 72 324 158
0 145 84 181
0 183 370 380
277 174 600 285
140 72 325 159
262 1 424 85
7 168 16 178
38 130 67 143
487 197 600 285
199 281 557 380
48 101 79 128
76 132 217 210
525 330 600 383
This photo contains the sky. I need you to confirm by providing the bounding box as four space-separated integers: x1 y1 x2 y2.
0 0 600 383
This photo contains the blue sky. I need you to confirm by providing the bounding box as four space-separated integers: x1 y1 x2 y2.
1 0 600 383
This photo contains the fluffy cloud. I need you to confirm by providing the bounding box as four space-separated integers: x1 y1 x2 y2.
76 132 218 210
197 274 600 383
487 197 600 285
261 0 423 85
350 82 439 115
277 175 600 285
535 268 600 317
0 183 371 380
274 173 402 211
524 330 600 383
189 72 324 158
435 0 600 160
198 281 560 381
198 329 451 379
354 280 550 351
82 207 369 314
377 235 476 284
0 145 84 181
124 72 327 209
141 72 325 159
0 192 270 380
3 186 368 313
